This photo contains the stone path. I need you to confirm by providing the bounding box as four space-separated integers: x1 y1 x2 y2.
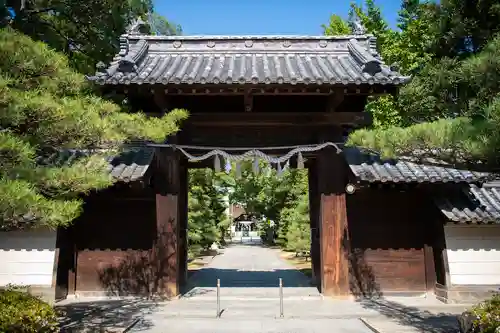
58 243 469 332
130 244 378 332
183 243 319 300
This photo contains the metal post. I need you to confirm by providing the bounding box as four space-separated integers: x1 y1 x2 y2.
279 278 284 318
216 278 221 318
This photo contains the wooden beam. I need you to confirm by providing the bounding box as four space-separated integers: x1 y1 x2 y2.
186 112 371 127
133 84 392 97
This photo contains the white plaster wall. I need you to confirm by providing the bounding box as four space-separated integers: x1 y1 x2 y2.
233 231 259 238
0 229 57 287
444 225 500 285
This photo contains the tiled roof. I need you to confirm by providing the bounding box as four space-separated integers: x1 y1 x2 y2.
344 148 492 184
435 184 500 223
37 148 154 182
89 34 409 86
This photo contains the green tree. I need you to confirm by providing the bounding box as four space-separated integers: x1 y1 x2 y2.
229 160 310 249
188 169 229 255
149 12 182 35
2 0 181 73
322 14 351 36
0 28 188 230
346 0 500 167
282 193 310 253
348 35 500 166
276 169 309 249
429 0 500 58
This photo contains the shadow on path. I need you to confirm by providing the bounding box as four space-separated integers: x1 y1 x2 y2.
359 298 463 333
187 268 313 288
56 298 158 332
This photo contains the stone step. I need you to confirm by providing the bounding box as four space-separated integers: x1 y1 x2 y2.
181 287 321 300
147 300 383 319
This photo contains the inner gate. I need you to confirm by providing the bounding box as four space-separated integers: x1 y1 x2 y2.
86 29 407 298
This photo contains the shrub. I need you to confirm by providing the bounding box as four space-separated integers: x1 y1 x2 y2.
0 286 59 332
470 293 500 333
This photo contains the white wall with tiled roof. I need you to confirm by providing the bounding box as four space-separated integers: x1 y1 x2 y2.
444 224 500 285
0 229 56 287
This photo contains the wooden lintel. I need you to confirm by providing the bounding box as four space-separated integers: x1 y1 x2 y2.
134 84 390 96
186 112 372 127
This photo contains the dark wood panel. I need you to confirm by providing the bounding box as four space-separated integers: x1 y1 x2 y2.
72 188 157 296
179 124 335 148
75 200 156 251
76 250 152 295
363 250 425 262
347 188 430 296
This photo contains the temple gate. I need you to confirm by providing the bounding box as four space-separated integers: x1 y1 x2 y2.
88 27 408 298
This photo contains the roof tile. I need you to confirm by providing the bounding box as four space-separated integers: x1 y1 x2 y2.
344 148 492 184
90 35 409 86
39 148 154 182
435 184 500 224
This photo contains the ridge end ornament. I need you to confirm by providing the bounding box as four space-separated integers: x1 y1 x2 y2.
351 12 367 35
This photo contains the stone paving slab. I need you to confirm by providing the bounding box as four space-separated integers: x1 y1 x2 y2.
149 299 383 319
186 244 316 291
360 317 460 333
56 298 154 333
130 318 375 333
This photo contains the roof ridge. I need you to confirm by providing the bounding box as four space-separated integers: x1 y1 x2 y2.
122 34 376 41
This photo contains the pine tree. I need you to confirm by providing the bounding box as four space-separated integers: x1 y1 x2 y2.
187 169 229 255
0 28 188 230
282 193 310 253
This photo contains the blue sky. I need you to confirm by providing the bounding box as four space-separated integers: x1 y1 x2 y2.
155 0 402 35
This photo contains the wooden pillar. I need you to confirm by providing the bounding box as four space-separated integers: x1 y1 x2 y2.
308 160 321 287
424 243 437 295
317 147 350 297
154 147 182 297
54 225 76 299
428 207 450 294
178 160 189 290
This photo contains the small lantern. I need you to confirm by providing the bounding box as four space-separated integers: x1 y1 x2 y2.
345 183 356 194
